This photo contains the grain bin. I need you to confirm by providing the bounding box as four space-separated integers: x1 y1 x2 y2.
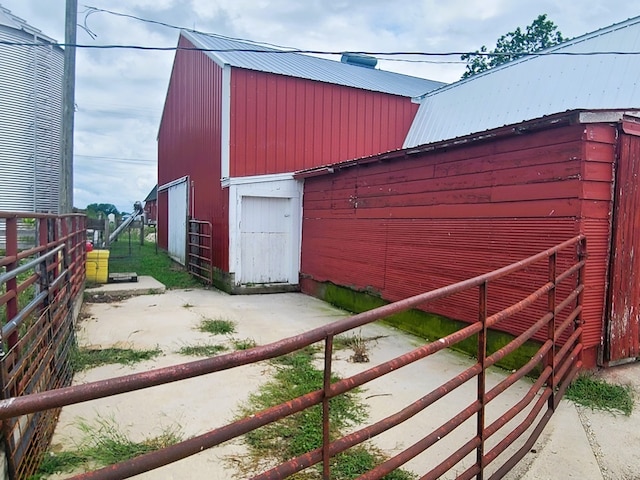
0 6 64 214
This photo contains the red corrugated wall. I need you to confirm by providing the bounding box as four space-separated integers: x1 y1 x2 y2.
301 123 617 368
157 37 229 271
605 131 640 362
229 69 419 176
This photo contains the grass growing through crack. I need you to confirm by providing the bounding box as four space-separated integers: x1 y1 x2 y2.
198 318 236 335
236 345 416 479
33 416 182 479
176 344 228 357
566 373 634 415
72 347 162 372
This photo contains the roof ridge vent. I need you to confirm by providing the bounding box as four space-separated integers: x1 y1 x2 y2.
341 53 378 69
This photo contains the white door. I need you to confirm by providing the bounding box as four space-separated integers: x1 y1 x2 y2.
240 196 291 284
167 180 188 265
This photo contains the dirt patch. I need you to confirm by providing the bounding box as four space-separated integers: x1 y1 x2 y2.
84 293 135 304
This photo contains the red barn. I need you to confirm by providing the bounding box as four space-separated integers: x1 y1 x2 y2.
157 32 444 291
297 18 640 369
143 185 157 224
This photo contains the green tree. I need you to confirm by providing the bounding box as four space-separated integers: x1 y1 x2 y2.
86 203 120 219
461 14 565 79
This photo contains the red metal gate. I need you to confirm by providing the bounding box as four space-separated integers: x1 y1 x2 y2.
605 129 640 364
0 235 585 479
0 212 86 479
187 219 213 284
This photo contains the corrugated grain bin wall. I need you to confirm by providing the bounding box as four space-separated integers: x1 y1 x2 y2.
0 10 63 213
300 121 618 368
158 36 229 270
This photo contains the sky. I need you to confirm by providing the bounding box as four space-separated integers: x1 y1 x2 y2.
1 1 638 214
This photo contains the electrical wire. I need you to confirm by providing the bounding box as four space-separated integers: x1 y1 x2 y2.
1 40 638 58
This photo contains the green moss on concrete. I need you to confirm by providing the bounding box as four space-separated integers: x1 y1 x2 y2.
319 282 542 373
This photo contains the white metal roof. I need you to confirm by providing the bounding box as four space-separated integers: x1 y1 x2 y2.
182 30 445 98
404 16 640 148
0 5 58 45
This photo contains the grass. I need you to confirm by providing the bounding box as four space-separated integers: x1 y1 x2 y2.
566 373 634 415
232 338 257 350
236 346 416 479
198 318 236 335
32 415 182 479
176 344 228 357
72 346 162 372
107 237 202 289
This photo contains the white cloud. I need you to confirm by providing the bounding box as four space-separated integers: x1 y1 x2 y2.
1 0 639 212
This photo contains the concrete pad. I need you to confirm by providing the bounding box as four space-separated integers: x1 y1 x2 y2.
85 275 166 297
505 400 603 480
48 290 613 479
578 362 640 480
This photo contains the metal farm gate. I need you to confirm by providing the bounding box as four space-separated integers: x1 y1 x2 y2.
0 235 586 479
0 212 86 479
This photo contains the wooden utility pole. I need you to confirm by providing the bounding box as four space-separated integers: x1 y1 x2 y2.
60 0 77 213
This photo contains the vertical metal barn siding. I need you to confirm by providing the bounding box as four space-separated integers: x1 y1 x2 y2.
0 8 63 214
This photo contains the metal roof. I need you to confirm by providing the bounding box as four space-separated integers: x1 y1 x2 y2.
0 5 58 45
404 16 640 148
182 30 445 98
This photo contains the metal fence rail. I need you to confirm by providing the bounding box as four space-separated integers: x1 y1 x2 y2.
0 211 86 479
187 219 213 284
0 234 586 479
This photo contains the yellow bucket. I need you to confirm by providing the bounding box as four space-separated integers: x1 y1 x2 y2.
86 250 110 283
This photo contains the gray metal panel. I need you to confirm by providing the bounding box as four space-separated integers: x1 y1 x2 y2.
404 16 640 148
182 31 445 98
0 5 58 44
0 14 63 214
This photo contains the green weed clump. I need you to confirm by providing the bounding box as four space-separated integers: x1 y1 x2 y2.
72 347 162 372
33 416 182 479
237 346 416 479
566 374 634 415
176 344 228 357
198 318 236 335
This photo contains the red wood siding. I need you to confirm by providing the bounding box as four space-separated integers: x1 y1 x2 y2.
229 69 419 176
605 132 640 362
301 123 617 367
158 37 229 271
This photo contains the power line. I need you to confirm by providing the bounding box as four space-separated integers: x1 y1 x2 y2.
76 154 155 164
1 40 638 58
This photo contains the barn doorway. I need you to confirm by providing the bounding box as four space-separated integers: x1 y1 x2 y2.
166 178 188 265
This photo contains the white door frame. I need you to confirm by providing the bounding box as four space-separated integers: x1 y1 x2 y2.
159 176 189 265
227 173 303 286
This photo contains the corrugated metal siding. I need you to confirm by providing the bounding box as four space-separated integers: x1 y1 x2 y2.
158 36 229 270
404 17 640 148
606 132 640 362
0 24 63 213
301 124 615 364
230 69 419 176
182 31 444 98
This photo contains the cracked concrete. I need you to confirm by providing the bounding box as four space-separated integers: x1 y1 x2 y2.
48 287 640 479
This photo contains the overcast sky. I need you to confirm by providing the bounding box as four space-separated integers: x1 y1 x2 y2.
1 1 638 214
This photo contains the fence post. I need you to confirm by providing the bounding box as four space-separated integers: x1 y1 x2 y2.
5 218 18 350
322 335 334 480
547 252 557 409
476 281 488 480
